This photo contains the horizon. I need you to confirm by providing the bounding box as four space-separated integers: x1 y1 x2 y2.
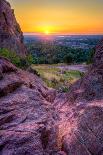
8 0 103 35
23 32 103 36
23 33 103 36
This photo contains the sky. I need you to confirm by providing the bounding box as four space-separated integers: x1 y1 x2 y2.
8 0 103 35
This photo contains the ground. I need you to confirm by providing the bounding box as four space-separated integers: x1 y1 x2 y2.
31 64 88 92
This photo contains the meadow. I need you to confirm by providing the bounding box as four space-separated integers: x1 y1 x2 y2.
31 64 86 92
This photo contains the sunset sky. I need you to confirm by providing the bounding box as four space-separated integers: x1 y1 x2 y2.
8 0 103 35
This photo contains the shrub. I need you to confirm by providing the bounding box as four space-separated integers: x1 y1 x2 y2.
87 48 95 64
0 48 34 68
26 54 34 65
0 48 21 67
63 53 74 64
58 86 69 93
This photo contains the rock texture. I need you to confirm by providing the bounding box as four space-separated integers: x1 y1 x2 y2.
0 56 57 155
0 0 27 56
0 0 103 155
0 40 103 155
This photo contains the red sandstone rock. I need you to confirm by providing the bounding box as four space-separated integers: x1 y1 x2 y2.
0 0 27 56
0 0 103 155
1 41 103 154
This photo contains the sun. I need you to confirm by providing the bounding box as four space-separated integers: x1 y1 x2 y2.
44 30 50 35
37 25 53 35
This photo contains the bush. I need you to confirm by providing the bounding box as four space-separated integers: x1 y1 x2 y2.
26 54 34 65
58 86 69 93
0 48 34 68
64 53 74 64
87 48 95 64
0 48 21 67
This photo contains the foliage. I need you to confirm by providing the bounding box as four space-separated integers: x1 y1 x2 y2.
31 64 84 92
0 48 33 68
0 48 21 67
26 41 94 64
26 54 34 65
87 48 95 64
63 53 74 64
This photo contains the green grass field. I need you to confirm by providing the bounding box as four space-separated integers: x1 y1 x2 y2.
31 64 84 92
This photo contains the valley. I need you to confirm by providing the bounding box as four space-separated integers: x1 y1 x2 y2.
31 64 87 91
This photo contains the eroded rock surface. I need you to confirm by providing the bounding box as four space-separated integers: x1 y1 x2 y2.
0 39 103 155
0 0 103 154
0 0 27 56
0 56 57 155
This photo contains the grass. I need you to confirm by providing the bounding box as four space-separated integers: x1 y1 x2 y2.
31 64 84 92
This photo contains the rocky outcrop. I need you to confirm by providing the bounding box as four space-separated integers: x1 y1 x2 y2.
0 40 103 155
1 0 103 154
0 56 57 155
0 0 27 56
55 39 103 155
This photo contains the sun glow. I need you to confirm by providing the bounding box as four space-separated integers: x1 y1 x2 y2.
43 26 52 35
36 25 54 35
8 0 103 34
44 30 50 35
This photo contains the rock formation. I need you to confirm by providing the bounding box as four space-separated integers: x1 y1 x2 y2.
0 0 103 155
0 42 103 155
0 0 27 56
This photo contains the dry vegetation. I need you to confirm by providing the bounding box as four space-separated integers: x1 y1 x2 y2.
31 64 84 92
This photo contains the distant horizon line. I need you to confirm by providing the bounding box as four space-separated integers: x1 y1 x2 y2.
23 32 103 36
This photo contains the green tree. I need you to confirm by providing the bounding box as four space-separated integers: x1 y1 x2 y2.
64 53 74 64
0 48 34 68
0 48 21 67
87 48 95 64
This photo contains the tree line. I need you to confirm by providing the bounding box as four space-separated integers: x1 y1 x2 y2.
26 41 95 64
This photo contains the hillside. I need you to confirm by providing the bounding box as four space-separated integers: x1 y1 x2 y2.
0 0 103 155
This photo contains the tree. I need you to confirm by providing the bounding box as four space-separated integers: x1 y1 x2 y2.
64 53 74 64
0 48 34 68
0 48 21 67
